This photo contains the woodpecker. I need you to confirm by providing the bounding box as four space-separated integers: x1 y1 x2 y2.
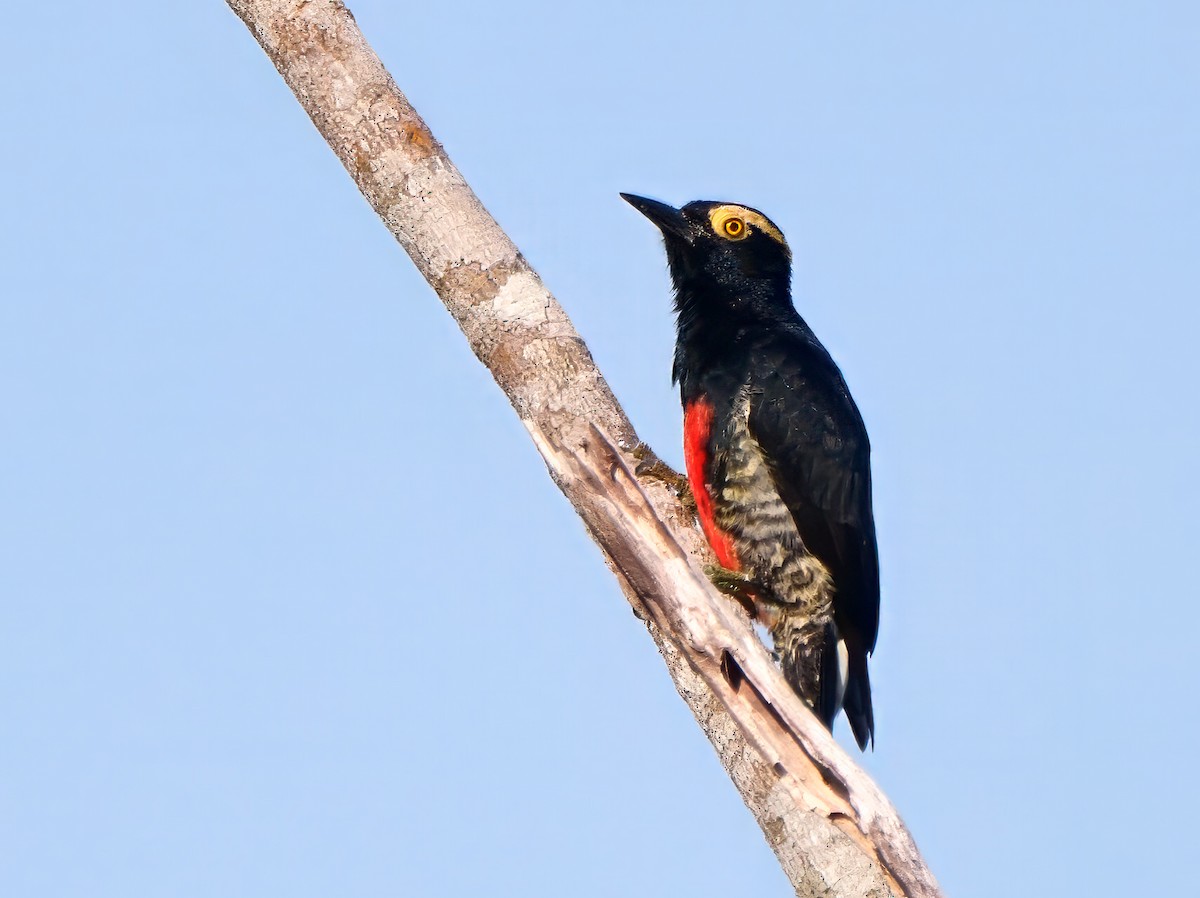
622 193 879 749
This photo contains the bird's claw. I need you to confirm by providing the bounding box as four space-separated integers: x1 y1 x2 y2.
703 564 768 617
631 442 694 511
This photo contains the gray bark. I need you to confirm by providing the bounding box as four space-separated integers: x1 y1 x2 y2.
224 2 944 895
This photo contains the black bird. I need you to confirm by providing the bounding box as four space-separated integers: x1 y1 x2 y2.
622 193 879 749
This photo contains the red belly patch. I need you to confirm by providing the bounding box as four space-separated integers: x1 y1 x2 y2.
683 398 740 570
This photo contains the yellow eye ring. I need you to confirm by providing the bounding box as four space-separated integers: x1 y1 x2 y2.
709 207 751 241
707 204 791 257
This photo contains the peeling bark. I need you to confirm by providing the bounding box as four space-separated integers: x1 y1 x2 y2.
224 2 943 895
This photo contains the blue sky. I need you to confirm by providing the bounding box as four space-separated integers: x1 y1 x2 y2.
3 2 1197 896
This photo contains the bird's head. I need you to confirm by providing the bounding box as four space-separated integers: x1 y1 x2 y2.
621 193 793 318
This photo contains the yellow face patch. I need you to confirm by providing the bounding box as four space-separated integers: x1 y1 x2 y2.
707 205 790 257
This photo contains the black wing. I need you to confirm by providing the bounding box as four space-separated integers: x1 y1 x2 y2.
745 332 879 748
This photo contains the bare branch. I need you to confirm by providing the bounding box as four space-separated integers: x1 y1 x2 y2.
225 2 943 895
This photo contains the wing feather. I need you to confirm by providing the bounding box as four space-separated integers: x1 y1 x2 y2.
744 336 880 654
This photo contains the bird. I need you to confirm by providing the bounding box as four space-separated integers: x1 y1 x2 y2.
622 193 879 750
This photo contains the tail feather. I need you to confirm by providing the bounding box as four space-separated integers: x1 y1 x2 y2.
815 624 846 731
777 620 873 751
842 649 875 751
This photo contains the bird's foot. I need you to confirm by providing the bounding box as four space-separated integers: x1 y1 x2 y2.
632 442 695 514
703 564 768 618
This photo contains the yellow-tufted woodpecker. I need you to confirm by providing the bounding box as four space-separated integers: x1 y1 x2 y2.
623 193 879 750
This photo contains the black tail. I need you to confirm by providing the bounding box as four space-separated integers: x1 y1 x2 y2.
842 649 874 751
815 626 874 751
816 623 843 732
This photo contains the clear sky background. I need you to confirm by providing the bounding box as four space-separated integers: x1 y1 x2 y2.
3 2 1197 896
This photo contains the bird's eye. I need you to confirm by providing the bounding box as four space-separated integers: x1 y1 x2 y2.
707 204 791 258
708 206 758 243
